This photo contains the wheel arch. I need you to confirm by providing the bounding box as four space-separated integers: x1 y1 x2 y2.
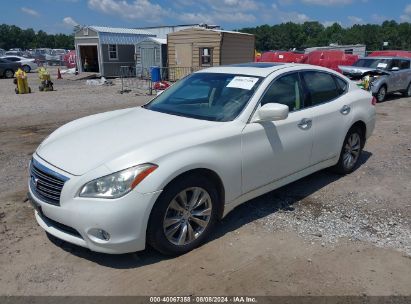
159 168 226 219
350 120 367 148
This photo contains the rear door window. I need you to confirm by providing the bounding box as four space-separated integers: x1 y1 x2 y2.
301 71 340 106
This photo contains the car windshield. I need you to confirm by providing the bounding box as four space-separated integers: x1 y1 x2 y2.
144 73 263 122
353 58 391 70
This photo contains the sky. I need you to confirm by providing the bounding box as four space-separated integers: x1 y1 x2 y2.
1 0 411 34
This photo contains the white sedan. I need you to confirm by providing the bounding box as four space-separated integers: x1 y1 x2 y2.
1 55 38 73
28 63 376 255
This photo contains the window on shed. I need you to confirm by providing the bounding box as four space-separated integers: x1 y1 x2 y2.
83 28 89 36
108 44 118 60
344 49 353 54
200 48 213 66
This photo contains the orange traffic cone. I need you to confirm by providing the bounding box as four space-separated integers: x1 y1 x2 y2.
57 68 62 79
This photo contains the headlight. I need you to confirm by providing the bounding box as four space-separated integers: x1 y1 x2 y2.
79 164 158 199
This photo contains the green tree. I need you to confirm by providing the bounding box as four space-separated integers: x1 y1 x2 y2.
0 24 74 50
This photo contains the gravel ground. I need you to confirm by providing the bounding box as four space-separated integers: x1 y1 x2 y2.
0 68 410 296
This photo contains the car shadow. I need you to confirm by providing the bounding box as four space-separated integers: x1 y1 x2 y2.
47 151 372 269
378 92 405 103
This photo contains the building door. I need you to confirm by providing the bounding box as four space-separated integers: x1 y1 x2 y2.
175 43 192 67
141 48 156 70
174 43 192 80
79 45 99 73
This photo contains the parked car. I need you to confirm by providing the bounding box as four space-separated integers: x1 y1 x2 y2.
1 55 38 73
5 51 23 56
63 50 76 69
300 50 359 73
260 51 305 63
46 49 66 65
0 58 22 78
368 50 411 58
28 63 376 255
32 48 51 63
339 57 411 102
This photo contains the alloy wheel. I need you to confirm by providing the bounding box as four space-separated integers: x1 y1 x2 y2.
343 133 361 170
5 70 14 78
377 86 386 102
163 187 212 246
23 65 31 73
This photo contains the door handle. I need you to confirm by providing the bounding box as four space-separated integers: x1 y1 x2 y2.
298 118 312 130
340 105 351 115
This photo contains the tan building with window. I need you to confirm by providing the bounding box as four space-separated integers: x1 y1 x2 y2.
167 28 255 73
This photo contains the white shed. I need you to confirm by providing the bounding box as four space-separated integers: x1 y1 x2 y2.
135 37 167 72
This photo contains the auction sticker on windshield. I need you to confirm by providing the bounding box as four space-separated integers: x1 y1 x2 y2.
227 76 259 90
377 63 388 68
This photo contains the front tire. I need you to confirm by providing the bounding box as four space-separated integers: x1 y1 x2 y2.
147 174 220 256
4 69 14 78
376 85 387 102
23 65 31 73
403 82 411 97
333 127 363 174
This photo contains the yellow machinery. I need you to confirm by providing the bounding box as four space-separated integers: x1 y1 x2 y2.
14 68 31 94
38 67 54 91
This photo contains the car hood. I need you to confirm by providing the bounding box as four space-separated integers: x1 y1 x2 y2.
339 65 390 78
36 107 218 175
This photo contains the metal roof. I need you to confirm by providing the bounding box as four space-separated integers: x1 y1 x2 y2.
81 26 155 45
209 29 254 36
89 26 154 35
139 37 167 45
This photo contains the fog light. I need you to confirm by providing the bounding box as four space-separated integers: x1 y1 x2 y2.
88 228 110 241
99 229 110 241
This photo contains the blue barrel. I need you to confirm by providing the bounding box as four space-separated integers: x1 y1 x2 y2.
150 66 161 82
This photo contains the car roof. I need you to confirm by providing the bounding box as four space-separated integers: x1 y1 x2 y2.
362 56 410 60
198 62 300 77
1 55 24 59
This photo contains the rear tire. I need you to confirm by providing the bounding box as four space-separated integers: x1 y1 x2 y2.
332 127 363 174
147 174 220 256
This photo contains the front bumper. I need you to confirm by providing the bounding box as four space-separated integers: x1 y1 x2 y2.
28 158 162 254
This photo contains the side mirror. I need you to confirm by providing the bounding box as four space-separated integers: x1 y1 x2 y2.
390 67 400 71
254 103 289 122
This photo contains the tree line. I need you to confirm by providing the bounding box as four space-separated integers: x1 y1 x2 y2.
0 24 74 50
2 20 411 52
239 20 411 52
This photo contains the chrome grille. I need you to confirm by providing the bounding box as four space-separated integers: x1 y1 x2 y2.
29 159 69 206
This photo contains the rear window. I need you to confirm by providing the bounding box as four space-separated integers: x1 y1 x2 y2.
334 76 348 94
